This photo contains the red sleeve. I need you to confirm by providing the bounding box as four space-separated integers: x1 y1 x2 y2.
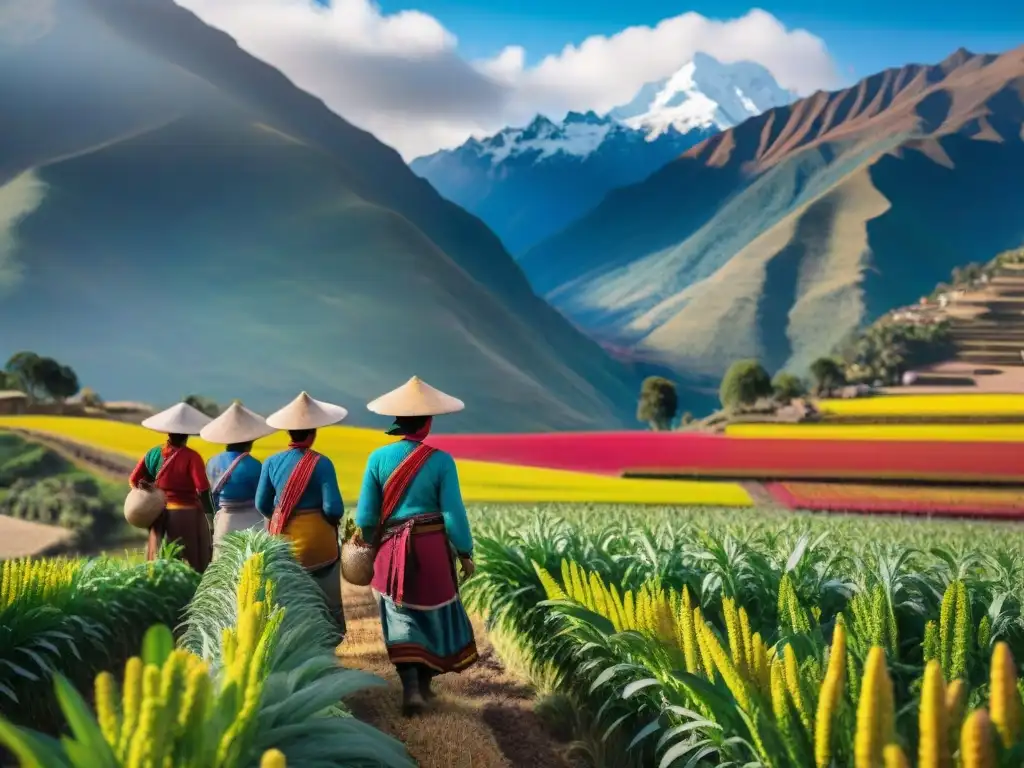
190 450 211 492
129 457 149 488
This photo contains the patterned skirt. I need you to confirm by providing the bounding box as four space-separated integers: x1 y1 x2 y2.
371 517 477 673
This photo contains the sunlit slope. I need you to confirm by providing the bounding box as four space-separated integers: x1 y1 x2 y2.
520 47 1024 380
0 418 752 506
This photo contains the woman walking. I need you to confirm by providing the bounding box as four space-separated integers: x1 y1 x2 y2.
128 402 215 572
257 392 348 639
355 376 478 717
200 401 275 558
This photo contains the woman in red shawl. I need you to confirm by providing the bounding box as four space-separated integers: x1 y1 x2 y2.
128 402 216 572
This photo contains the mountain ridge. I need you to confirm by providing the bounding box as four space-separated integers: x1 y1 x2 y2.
519 45 1024 379
410 53 793 254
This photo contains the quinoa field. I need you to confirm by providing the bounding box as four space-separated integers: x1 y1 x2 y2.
1 399 1023 766
463 504 1024 767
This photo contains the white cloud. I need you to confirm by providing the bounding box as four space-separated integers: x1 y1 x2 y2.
176 0 839 160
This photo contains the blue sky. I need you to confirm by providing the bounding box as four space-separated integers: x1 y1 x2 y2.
196 0 1022 158
370 0 1023 81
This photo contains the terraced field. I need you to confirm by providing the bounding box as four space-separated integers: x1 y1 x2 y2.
906 265 1024 392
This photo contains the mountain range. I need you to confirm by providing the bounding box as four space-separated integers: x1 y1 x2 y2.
411 54 794 254
0 0 640 433
518 46 1024 381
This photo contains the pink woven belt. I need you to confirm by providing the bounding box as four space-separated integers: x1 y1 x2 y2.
381 514 444 606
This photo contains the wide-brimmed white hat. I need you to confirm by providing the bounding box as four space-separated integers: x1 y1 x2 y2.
366 376 464 417
199 401 276 445
265 392 348 431
141 402 213 435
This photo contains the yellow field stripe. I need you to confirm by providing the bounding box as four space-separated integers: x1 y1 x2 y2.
0 416 752 507
725 423 1024 442
816 394 1024 417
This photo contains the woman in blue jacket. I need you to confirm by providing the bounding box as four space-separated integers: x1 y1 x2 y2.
200 401 276 559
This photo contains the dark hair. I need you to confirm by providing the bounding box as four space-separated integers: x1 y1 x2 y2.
168 433 188 447
288 429 315 442
387 416 430 436
227 441 253 452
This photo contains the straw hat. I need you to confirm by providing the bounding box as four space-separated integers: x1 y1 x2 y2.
265 392 348 431
366 376 464 417
141 402 213 435
199 401 276 445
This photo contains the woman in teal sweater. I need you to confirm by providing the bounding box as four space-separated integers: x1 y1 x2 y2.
355 376 476 717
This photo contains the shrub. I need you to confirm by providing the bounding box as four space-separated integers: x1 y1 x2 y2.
772 372 806 403
809 357 846 396
0 475 119 540
185 394 221 418
636 376 678 431
79 387 104 408
719 360 772 411
842 320 954 386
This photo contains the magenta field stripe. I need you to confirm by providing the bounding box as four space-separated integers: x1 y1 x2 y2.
425 432 1024 482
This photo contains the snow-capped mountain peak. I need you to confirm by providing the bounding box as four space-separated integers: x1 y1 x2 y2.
408 53 796 253
611 52 796 138
474 111 617 163
442 53 793 165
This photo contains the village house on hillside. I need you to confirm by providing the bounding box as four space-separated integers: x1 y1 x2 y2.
0 391 29 415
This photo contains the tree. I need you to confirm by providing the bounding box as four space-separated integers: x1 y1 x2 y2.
38 361 80 404
772 372 806 403
809 357 846 396
719 360 773 411
185 394 220 418
636 376 678 431
5 351 43 400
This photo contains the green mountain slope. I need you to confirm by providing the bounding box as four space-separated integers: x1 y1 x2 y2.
0 0 639 432
520 46 1024 379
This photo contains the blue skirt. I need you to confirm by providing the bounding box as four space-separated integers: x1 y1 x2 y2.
375 590 478 673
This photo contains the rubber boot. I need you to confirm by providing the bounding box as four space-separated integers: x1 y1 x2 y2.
398 665 425 717
418 665 437 702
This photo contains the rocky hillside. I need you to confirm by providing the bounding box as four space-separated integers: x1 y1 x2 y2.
520 46 1024 381
0 0 640 433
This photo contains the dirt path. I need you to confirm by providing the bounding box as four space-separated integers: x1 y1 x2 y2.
5 429 569 767
339 581 569 768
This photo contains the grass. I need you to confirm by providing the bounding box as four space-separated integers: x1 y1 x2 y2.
464 504 1024 767
816 393 1024 417
0 417 753 507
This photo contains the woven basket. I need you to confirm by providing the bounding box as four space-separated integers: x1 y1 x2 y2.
124 485 165 529
340 539 376 586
